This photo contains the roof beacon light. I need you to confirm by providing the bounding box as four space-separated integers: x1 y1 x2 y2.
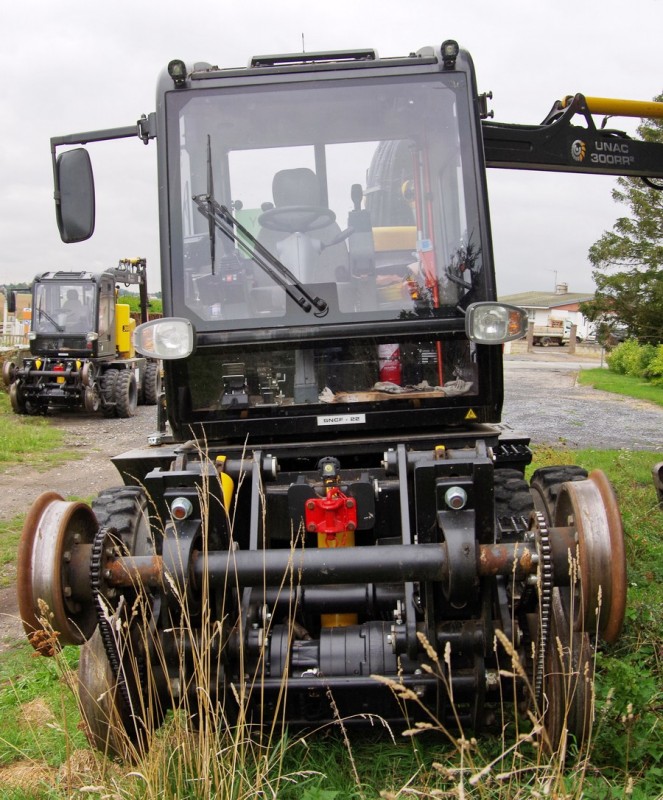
441 40 459 70
465 302 528 345
168 59 187 88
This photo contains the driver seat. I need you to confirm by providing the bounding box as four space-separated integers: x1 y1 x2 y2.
257 168 347 284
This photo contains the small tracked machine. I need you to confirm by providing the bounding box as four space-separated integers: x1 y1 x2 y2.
16 42 663 755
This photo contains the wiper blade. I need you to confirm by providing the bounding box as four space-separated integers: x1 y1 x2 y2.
193 194 328 316
205 135 216 273
38 308 64 332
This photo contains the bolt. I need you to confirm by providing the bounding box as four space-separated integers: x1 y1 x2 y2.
307 523 317 533
347 522 356 532
63 586 72 598
62 551 71 563
345 499 354 509
307 500 316 510
445 485 468 510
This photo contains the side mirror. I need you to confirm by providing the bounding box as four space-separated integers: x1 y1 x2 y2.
6 290 16 314
55 148 96 243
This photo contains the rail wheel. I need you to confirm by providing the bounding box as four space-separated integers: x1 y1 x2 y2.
78 628 142 761
84 386 101 413
17 493 98 652
2 360 16 386
554 470 626 643
541 587 593 753
526 467 626 751
9 382 27 414
79 488 164 757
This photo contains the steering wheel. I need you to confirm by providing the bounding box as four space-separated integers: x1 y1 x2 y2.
258 205 336 234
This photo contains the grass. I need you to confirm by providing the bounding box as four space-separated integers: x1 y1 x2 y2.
578 367 663 407
0 446 660 799
0 392 71 468
0 515 24 589
0 378 662 797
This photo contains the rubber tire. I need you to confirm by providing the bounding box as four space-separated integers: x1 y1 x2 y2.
91 486 152 553
114 370 137 418
494 468 535 538
142 360 161 406
530 465 589 524
100 369 119 418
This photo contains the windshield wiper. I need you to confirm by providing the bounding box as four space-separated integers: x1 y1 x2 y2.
193 194 328 316
37 308 64 332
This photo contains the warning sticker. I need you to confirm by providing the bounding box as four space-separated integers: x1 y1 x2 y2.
465 409 478 420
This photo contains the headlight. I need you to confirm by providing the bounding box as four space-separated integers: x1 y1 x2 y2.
133 317 194 360
465 302 528 344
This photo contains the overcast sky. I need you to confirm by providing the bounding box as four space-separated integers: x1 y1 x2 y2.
1 0 661 296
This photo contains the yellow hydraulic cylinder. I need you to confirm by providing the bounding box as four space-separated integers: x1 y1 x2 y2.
563 95 663 119
115 304 135 358
317 529 358 628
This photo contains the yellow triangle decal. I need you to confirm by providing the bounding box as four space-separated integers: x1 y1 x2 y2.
465 409 478 420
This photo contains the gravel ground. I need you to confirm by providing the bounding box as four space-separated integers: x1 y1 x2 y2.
1 352 662 649
502 353 663 451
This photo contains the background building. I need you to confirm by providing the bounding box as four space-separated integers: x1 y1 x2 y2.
499 283 595 340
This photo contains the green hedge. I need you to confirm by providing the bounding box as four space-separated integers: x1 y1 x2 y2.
607 340 663 385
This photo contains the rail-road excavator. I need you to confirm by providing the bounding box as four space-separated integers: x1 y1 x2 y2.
3 258 160 417
15 41 663 757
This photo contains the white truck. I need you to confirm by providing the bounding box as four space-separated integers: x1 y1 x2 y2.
532 317 575 346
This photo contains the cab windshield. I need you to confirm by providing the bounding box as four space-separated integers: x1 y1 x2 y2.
168 73 488 331
33 281 94 335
